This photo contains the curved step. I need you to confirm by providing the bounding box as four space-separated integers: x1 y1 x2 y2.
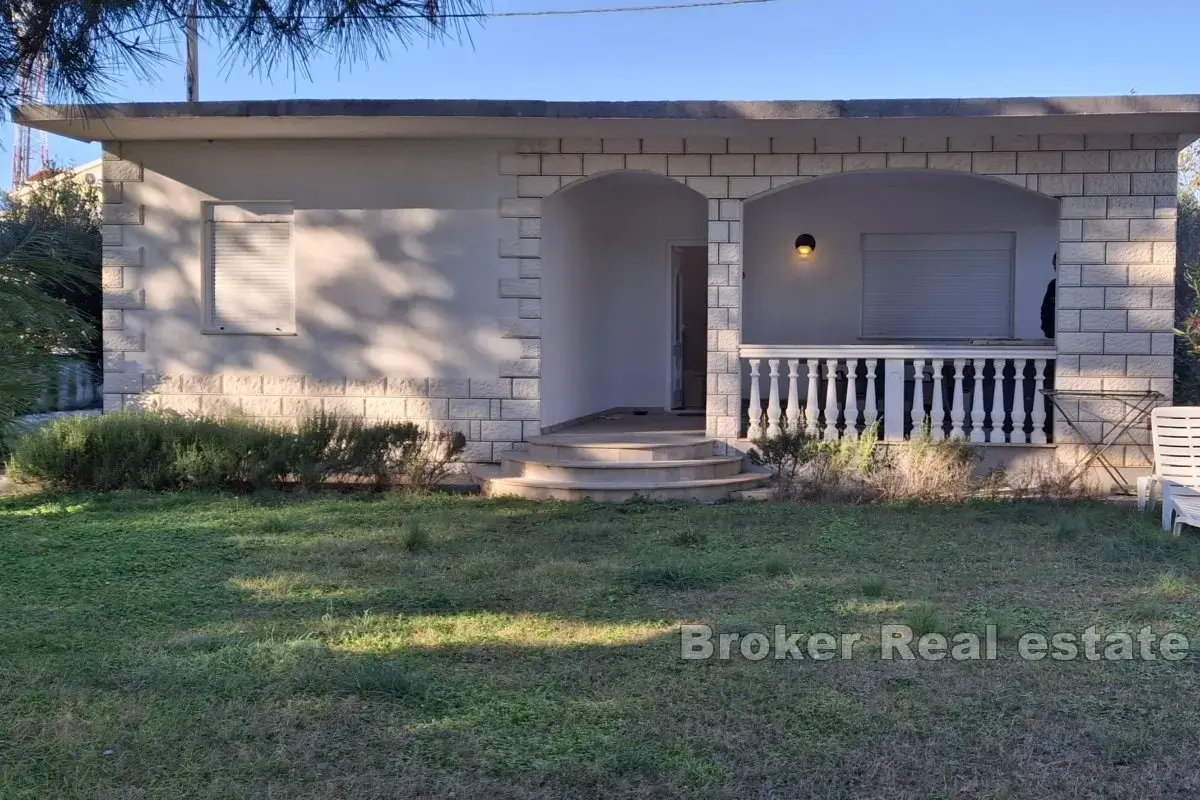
525 433 715 462
500 452 744 483
485 472 768 502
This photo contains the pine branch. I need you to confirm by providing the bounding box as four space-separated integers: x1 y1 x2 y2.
0 0 484 108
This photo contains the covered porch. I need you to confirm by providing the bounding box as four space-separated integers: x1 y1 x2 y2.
737 169 1059 445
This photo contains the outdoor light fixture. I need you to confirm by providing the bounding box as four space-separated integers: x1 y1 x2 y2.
794 233 817 257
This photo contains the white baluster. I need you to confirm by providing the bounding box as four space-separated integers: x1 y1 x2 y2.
805 359 820 436
843 359 860 439
985 359 1002 443
766 359 782 437
1030 358 1048 444
747 359 763 439
969 359 987 443
864 359 878 429
931 359 946 440
949 359 966 439
785 360 801 432
823 359 839 441
911 359 926 438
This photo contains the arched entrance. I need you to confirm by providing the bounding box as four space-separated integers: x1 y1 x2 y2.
540 171 708 430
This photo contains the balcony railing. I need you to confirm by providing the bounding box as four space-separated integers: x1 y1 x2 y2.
738 345 1055 444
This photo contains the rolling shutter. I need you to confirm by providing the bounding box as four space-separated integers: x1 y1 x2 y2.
205 203 295 334
861 232 1014 340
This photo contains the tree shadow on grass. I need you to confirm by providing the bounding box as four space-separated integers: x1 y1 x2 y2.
6 492 1200 796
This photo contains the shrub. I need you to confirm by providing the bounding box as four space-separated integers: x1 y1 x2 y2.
397 426 468 492
747 418 818 499
1000 453 1101 501
6 410 462 492
285 413 423 492
805 424 879 499
865 432 978 503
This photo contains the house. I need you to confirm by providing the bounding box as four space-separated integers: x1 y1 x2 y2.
17 96 1200 498
17 158 104 193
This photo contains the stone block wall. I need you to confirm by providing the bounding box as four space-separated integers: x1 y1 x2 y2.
101 132 1182 468
501 132 1180 466
98 143 539 463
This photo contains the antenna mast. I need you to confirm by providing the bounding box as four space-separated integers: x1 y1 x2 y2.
12 51 49 187
186 1 199 102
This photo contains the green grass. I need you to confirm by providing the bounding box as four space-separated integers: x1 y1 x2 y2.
3 492 1200 798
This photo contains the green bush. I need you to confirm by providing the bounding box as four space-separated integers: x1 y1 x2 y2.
6 410 465 493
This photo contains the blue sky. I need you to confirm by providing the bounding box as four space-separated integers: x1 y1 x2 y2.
10 0 1196 186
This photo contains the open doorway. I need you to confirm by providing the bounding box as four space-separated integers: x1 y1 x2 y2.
540 172 707 431
671 244 708 411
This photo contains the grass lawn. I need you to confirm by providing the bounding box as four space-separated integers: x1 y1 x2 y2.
3 491 1200 798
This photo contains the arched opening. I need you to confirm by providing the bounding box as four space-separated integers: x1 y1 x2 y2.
743 170 1060 345
541 171 708 430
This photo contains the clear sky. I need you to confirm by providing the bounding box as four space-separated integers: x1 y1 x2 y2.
9 0 1197 187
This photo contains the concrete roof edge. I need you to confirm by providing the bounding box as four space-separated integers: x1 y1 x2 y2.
15 94 1200 124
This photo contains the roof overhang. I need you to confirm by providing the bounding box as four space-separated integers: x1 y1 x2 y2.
14 96 1200 144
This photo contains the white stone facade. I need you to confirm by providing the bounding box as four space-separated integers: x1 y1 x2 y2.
497 132 1179 467
100 131 1182 469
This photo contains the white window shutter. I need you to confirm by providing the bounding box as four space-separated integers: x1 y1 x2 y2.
206 203 295 334
861 233 1014 340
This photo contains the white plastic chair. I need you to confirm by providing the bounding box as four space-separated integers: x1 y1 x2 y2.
1140 407 1200 536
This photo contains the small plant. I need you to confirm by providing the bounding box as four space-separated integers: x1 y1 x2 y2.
1005 454 1101 501
624 559 732 591
805 424 879 499
401 520 430 552
339 659 421 698
902 602 943 637
669 521 707 548
762 554 790 577
747 417 817 499
867 431 978 503
859 575 889 598
398 427 468 492
1128 599 1168 623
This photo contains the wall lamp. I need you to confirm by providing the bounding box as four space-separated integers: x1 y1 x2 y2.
794 233 817 257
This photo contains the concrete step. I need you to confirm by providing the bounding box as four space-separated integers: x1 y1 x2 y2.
525 432 714 462
499 452 745 483
484 471 769 502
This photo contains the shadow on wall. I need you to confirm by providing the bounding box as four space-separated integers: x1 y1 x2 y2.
122 139 520 383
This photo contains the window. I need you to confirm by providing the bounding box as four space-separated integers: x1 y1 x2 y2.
204 202 295 334
861 232 1014 340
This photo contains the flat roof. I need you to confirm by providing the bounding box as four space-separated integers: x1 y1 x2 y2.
16 96 1200 143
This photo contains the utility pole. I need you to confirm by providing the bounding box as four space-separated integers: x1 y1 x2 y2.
185 0 199 102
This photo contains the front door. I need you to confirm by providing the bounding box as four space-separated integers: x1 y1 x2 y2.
671 245 708 411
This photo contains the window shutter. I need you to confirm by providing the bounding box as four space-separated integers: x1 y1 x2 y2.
206 203 295 334
861 233 1014 340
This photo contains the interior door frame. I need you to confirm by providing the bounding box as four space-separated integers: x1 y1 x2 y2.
666 239 707 411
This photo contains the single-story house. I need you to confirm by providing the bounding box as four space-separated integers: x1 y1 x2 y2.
18 96 1200 498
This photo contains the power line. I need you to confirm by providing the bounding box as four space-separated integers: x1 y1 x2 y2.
476 0 783 17
110 0 784 37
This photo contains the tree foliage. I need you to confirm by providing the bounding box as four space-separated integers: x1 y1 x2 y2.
0 223 97 437
1173 191 1200 402
0 0 483 109
1181 140 1200 197
2 168 102 364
